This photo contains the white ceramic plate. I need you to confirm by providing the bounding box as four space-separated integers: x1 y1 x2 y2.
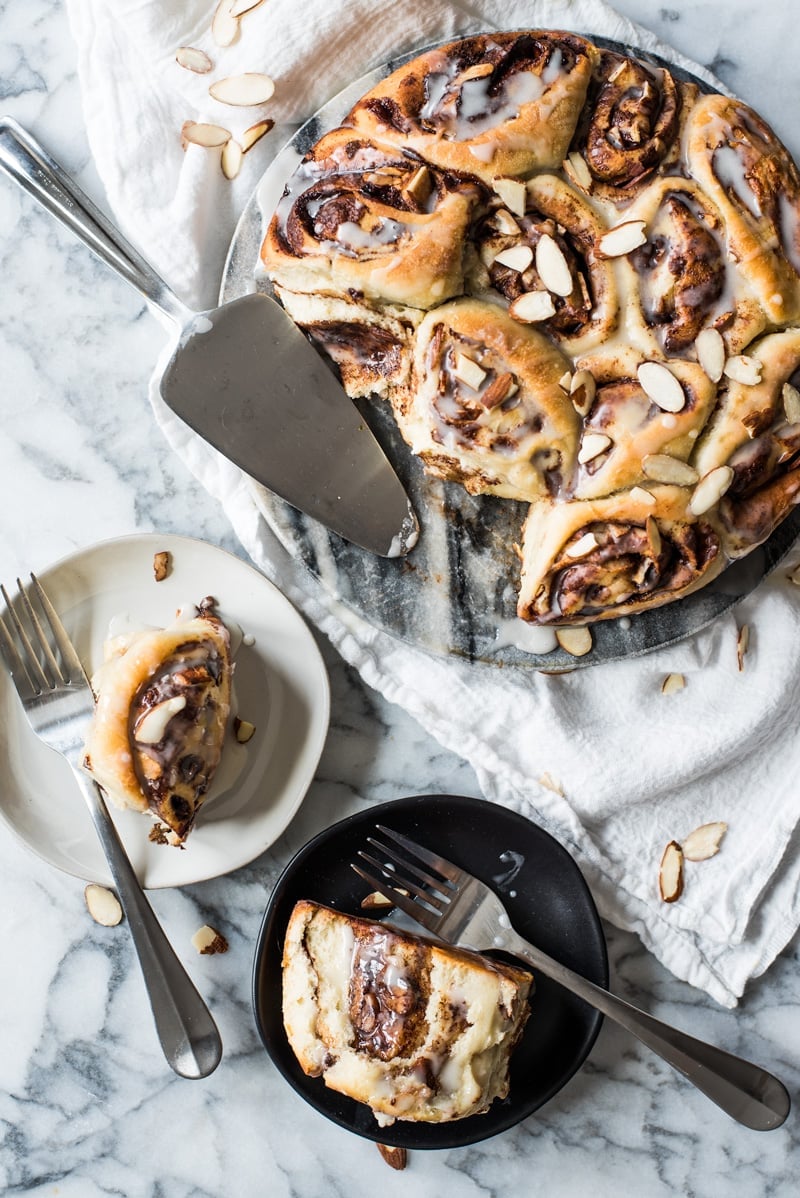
0 533 330 888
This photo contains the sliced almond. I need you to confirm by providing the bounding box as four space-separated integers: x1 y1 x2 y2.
598 220 647 258
459 62 494 81
783 382 800 424
493 207 521 236
85 883 123 927
564 532 599 558
377 1144 407 1171
723 355 762 386
182 121 232 149
689 465 734 515
556 626 593 657
191 924 229 954
682 821 727 862
508 290 555 323
494 243 534 272
211 0 239 47
479 372 513 409
538 772 565 796
558 371 573 391
360 891 395 910
637 362 686 413
659 840 684 901
695 327 726 383
736 623 749 671
570 369 596 416
661 672 686 695
153 550 170 582
233 716 256 743
176 46 213 74
630 485 657 506
221 138 244 179
491 177 526 218
563 151 592 190
642 454 699 486
240 118 274 153
229 0 266 14
136 696 187 745
452 352 486 391
578 432 612 464
646 515 662 557
404 164 432 205
535 233 573 296
787 563 800 585
209 73 275 107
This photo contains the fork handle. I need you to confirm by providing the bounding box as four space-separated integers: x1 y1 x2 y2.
503 929 789 1131
72 766 223 1080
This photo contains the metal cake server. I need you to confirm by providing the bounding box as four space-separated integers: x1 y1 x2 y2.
0 117 417 558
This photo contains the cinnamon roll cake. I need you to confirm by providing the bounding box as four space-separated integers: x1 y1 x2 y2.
262 29 800 630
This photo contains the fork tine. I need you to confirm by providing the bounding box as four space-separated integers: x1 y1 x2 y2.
365 835 453 898
16 576 68 686
0 610 36 700
350 862 441 935
374 825 469 886
357 847 448 910
0 582 51 693
29 574 88 686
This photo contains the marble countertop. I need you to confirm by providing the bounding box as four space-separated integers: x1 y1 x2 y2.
1 1 799 1194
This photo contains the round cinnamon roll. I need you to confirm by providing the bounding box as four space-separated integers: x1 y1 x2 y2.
518 485 724 624
261 127 484 310
400 299 578 501
684 95 800 322
347 31 598 184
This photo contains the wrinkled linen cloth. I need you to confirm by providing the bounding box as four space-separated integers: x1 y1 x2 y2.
66 0 800 1006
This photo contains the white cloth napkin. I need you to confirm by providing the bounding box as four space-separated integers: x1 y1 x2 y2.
66 0 800 1006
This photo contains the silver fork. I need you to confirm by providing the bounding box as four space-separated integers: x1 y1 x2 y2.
0 574 222 1079
353 825 790 1132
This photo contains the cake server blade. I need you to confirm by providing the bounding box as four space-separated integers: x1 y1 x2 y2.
0 116 418 558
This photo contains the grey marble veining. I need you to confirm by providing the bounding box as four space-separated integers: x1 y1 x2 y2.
1 1 800 1194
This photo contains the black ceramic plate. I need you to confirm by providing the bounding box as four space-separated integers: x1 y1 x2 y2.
252 794 608 1150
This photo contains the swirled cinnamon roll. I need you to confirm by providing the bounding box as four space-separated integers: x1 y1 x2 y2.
261 127 484 310
517 485 724 624
624 178 767 357
684 95 800 322
468 174 618 356
569 50 697 204
398 299 578 500
347 31 598 184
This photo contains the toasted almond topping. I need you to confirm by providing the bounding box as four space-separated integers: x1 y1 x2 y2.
607 60 627 83
570 368 596 416
494 243 534 272
578 432 612 464
221 137 244 179
181 121 232 149
85 884 123 927
598 220 647 258
642 454 699 486
630 485 657 505
377 1144 407 1171
563 151 592 189
459 62 494 81
787 562 800 585
724 354 762 386
683 821 727 861
176 46 213 74
233 716 256 743
360 891 395 910
783 382 800 424
493 207 522 236
558 371 573 391
209 72 275 106
152 550 170 582
565 532 599 558
689 465 734 515
211 0 239 47
479 372 514 409
491 177 526 217
556 626 593 657
695 327 726 383
736 623 749 671
535 233 573 296
452 352 487 391
637 362 686 412
136 696 187 745
661 672 686 695
229 0 266 14
538 772 566 796
240 118 274 153
191 924 229 954
659 840 684 901
646 515 662 557
509 290 555 323
404 164 432 204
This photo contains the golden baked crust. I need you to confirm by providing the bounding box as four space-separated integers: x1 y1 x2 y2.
261 29 800 627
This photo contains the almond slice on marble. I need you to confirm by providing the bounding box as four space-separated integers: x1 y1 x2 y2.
556 626 593 657
176 46 213 74
597 220 647 258
783 382 800 424
182 121 232 149
209 72 275 106
492 177 526 217
377 1144 407 1171
211 0 239 47
85 883 123 927
723 354 762 386
642 454 699 486
191 924 229 954
493 207 521 236
695 327 726 383
562 151 592 190
736 623 749 671
240 118 274 153
688 465 734 515
661 672 686 695
538 772 565 796
578 432 611 464
659 840 684 901
570 368 596 416
494 243 534 272
637 362 686 413
535 233 573 296
452 352 487 391
564 532 599 559
630 485 657 506
682 821 727 861
509 290 555 323
221 137 244 179
229 0 266 14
